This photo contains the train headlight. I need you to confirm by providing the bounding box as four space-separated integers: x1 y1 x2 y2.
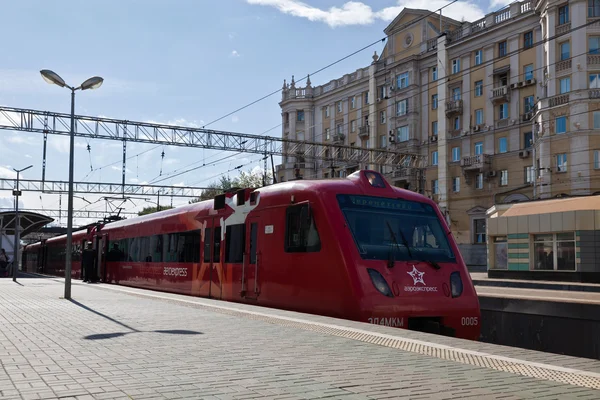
367 268 393 298
450 271 463 298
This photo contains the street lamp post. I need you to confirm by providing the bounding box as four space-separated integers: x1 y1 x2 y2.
40 70 103 299
12 165 33 282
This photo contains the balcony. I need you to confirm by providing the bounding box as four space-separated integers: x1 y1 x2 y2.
358 125 369 139
556 22 571 35
276 162 315 172
588 54 600 66
490 85 510 104
333 133 345 143
461 154 492 172
548 94 569 107
445 99 463 117
556 59 571 73
393 167 417 180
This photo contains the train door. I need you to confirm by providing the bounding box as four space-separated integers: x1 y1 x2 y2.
96 234 108 282
199 218 222 299
242 216 261 299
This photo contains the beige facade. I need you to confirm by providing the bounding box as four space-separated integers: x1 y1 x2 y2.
277 0 600 266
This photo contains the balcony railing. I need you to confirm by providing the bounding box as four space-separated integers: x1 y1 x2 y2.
549 94 569 107
445 99 463 117
556 22 571 35
588 54 600 66
393 167 417 180
333 133 345 143
461 154 491 171
490 85 510 103
358 125 369 138
556 59 572 72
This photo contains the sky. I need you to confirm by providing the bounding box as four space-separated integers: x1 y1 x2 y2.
0 0 510 227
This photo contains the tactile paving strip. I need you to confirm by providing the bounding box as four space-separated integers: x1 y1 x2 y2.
90 283 600 390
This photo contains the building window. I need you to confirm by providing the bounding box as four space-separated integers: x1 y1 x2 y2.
380 135 386 148
454 116 461 131
589 0 600 18
325 106 330 118
396 99 408 116
432 94 438 109
325 128 331 140
397 72 409 89
524 131 533 148
475 50 482 65
524 31 533 48
499 41 507 57
432 179 438 195
431 151 438 166
397 125 409 142
560 42 570 60
560 77 571 93
297 131 305 141
297 110 304 121
473 219 486 243
524 96 535 113
351 120 356 132
452 87 461 100
365 91 369 104
380 110 386 124
475 80 483 97
476 173 484 189
590 36 600 54
475 142 483 155
556 116 567 134
432 121 438 136
337 101 342 113
557 153 567 171
351 97 355 109
595 150 600 169
452 58 460 74
379 85 387 99
475 109 484 125
533 233 575 271
452 147 460 162
590 73 600 88
336 124 343 135
525 166 535 183
432 67 437 81
594 111 600 128
559 5 569 24
493 236 508 269
500 170 508 186
452 177 460 192
499 103 508 120
499 137 507 153
524 64 534 81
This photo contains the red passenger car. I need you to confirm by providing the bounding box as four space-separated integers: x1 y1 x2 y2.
24 170 481 340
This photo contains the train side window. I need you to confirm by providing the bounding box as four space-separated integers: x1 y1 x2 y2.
225 224 245 263
213 227 221 262
203 228 212 262
285 204 321 253
179 230 200 262
150 235 163 262
250 222 258 264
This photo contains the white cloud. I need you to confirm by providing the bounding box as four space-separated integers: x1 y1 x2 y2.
232 116 239 123
230 50 241 58
488 0 512 8
145 118 205 128
111 165 132 173
228 32 236 40
0 166 17 179
25 154 32 158
247 0 484 27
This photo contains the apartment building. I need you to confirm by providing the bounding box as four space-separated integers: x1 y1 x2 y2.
277 0 600 266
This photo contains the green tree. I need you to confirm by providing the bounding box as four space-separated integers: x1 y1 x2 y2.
188 169 272 204
138 205 174 216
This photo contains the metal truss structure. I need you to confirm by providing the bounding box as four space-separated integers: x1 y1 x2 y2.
0 208 138 219
0 106 425 169
0 178 208 197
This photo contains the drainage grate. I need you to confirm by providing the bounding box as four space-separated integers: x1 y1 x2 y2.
95 284 600 390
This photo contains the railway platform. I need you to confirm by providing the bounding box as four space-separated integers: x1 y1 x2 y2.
2 277 600 400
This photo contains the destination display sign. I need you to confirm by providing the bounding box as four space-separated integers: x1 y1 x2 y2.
337 194 434 214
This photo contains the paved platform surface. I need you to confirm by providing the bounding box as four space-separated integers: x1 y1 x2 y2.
470 273 600 293
2 277 600 400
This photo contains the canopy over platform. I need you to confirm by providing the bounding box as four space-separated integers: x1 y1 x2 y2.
0 211 55 236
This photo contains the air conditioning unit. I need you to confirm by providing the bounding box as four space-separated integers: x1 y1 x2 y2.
519 150 530 158
526 78 536 85
488 171 497 177
430 135 438 142
517 81 525 87
473 125 481 132
377 98 382 102
510 83 518 89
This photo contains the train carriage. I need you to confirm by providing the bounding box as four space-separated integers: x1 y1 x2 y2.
24 170 481 340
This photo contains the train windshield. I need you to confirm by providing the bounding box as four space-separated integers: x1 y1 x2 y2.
337 194 456 263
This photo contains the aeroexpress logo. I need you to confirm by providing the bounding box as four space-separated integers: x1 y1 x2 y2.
405 266 438 292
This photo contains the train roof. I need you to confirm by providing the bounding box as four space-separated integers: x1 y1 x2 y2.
25 171 436 247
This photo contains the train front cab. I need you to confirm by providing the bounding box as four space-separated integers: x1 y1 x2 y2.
338 171 481 341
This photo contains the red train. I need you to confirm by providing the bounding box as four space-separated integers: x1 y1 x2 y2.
23 170 481 340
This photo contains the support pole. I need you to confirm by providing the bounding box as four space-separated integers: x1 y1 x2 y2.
122 139 127 198
64 88 76 298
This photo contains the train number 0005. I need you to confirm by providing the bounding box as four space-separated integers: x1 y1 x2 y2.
461 317 478 326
